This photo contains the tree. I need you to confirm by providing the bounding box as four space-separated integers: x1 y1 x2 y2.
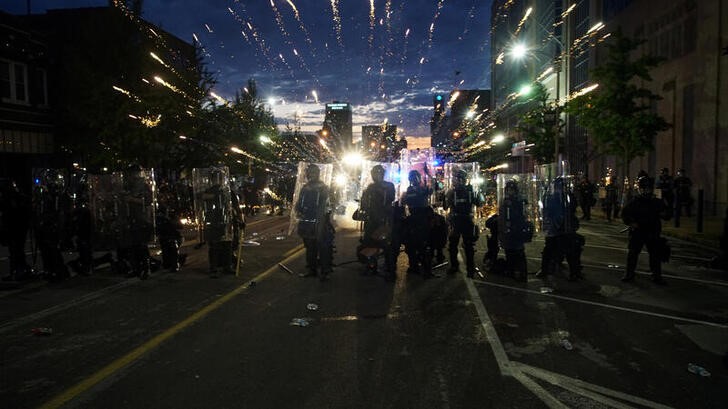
566 28 669 179
516 82 564 164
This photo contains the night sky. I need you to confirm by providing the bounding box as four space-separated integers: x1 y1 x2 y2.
4 1 493 138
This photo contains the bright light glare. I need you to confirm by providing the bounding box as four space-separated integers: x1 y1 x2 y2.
334 173 348 187
342 152 364 167
259 135 272 144
510 43 527 59
492 134 505 144
518 84 532 96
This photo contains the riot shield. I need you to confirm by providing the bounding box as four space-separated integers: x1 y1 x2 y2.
31 168 71 224
539 175 579 235
116 167 156 249
288 162 334 235
495 174 536 245
443 162 483 217
443 163 481 193
192 167 234 243
88 173 124 250
399 148 436 194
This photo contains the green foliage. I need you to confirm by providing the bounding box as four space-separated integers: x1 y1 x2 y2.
516 82 564 164
566 28 670 170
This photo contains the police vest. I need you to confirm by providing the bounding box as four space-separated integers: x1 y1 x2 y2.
404 186 429 208
451 186 475 215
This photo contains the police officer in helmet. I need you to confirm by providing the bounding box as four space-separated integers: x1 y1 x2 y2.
498 179 531 281
537 176 584 281
444 169 483 277
402 169 433 278
296 164 334 281
359 165 396 280
621 175 671 284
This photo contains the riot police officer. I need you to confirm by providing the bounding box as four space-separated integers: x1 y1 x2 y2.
201 168 233 278
296 164 335 281
402 170 433 278
621 176 671 284
498 180 531 281
359 165 396 280
537 177 584 281
118 165 154 280
444 169 483 278
655 168 674 210
0 179 32 281
33 170 70 282
673 168 693 217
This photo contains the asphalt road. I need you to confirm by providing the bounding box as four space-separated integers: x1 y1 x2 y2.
0 214 726 409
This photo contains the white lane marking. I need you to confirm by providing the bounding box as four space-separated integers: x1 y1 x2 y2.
513 362 675 409
524 256 728 288
472 279 728 329
529 239 715 261
465 274 569 407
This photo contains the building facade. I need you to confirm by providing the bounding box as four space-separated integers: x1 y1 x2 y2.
0 12 54 191
594 0 728 214
323 102 353 152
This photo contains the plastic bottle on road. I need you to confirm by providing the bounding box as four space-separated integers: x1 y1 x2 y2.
687 363 711 377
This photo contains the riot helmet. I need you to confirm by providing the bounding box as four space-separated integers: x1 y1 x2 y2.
408 170 421 187
552 176 565 191
453 169 468 187
305 164 321 181
676 168 685 177
505 179 519 196
637 176 652 196
209 167 225 186
370 165 385 183
660 167 669 176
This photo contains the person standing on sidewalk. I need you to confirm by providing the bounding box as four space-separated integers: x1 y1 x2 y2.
576 175 596 221
655 168 675 211
673 168 693 217
602 177 618 222
620 176 672 284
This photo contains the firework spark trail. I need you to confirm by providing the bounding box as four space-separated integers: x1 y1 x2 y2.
231 1 277 72
228 7 252 46
285 0 314 48
368 0 375 52
330 0 344 49
268 0 320 86
375 0 394 98
425 0 446 53
111 0 200 97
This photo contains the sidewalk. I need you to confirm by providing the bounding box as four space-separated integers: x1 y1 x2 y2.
661 214 723 249
588 208 724 249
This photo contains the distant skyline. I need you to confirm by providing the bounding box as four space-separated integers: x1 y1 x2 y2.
3 1 493 136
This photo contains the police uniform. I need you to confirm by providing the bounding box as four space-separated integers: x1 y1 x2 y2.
537 178 584 281
621 176 671 284
359 166 396 279
203 183 232 277
33 173 70 281
296 165 334 281
444 171 483 277
497 181 530 281
402 170 433 278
